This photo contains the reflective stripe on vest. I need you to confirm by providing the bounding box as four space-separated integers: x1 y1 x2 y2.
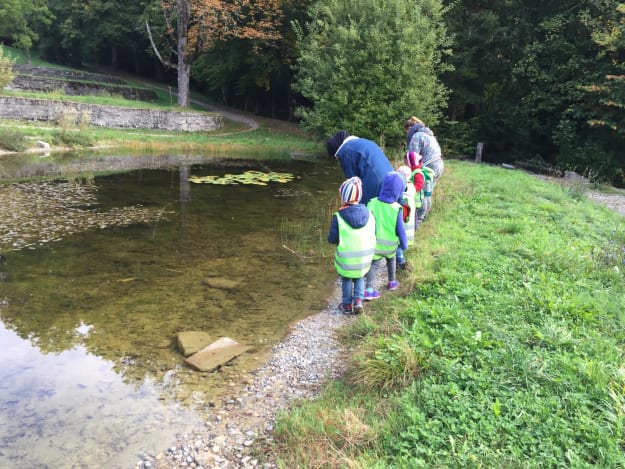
367 198 401 259
334 212 376 279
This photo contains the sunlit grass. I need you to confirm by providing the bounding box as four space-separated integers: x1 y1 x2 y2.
274 160 625 468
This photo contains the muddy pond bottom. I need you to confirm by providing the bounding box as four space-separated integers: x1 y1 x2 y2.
0 154 342 467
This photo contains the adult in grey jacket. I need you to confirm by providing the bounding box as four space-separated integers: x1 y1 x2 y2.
404 117 444 221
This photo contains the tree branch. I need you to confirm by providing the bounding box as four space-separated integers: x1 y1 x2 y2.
145 20 177 69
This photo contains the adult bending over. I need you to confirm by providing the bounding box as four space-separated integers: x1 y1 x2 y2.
404 117 444 221
327 130 394 206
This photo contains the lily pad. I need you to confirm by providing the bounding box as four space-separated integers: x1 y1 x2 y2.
188 170 294 186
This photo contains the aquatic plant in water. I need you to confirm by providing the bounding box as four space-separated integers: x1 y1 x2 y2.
188 170 294 186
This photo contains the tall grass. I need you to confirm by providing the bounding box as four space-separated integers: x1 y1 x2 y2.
274 160 625 468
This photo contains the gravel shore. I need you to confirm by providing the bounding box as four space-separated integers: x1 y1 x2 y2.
135 273 384 469
135 177 625 469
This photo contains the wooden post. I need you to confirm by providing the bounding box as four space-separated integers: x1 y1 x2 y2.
475 142 484 163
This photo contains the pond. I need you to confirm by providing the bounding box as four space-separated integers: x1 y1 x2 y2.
0 151 343 468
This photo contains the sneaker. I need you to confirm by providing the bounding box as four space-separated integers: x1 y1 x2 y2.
353 299 364 314
397 261 407 271
364 288 381 301
387 280 399 291
338 303 353 314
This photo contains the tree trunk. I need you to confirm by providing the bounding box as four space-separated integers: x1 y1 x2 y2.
177 0 190 107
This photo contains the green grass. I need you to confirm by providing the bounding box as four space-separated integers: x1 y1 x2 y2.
274 160 625 468
0 44 324 156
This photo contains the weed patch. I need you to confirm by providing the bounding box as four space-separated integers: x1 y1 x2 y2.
0 128 27 151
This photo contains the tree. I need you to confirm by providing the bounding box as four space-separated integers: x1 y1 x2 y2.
146 0 284 107
0 0 54 62
57 0 147 68
292 0 451 147
0 46 15 88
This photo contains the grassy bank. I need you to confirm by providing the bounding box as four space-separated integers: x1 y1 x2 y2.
274 160 625 468
0 45 323 157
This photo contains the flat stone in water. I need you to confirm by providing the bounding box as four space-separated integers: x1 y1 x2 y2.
184 337 249 372
203 277 240 290
176 331 213 357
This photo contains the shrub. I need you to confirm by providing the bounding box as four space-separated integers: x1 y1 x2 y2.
52 130 95 148
0 128 27 151
0 45 15 88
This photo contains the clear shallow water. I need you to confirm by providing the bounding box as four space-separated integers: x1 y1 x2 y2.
0 152 342 467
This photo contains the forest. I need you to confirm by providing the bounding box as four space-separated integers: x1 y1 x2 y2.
0 0 623 184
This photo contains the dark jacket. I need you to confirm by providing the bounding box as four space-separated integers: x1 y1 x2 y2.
336 137 394 206
327 203 372 245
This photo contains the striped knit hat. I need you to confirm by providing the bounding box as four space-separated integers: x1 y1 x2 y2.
339 176 362 205
404 151 422 169
396 165 412 182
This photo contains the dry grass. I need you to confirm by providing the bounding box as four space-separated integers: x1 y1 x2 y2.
275 406 377 469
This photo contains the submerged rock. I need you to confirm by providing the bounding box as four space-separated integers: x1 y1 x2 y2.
184 337 249 372
203 277 239 290
176 331 213 357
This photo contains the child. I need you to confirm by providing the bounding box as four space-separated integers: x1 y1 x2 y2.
327 176 376 314
404 150 426 209
395 165 417 270
364 171 408 299
421 166 436 221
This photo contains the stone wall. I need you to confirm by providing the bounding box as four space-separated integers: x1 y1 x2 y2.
0 96 223 132
6 76 158 101
13 64 124 84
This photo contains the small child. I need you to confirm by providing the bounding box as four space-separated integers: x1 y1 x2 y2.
420 166 436 221
395 165 417 270
327 176 376 314
404 150 427 222
364 171 408 299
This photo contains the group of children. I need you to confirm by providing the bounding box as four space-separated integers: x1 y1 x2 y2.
327 151 435 314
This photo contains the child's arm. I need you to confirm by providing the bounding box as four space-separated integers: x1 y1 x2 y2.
327 214 339 244
413 172 425 192
396 211 408 250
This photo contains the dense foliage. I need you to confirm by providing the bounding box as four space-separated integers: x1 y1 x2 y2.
444 0 625 183
0 0 623 180
291 0 451 146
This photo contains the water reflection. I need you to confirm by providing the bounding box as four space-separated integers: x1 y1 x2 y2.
0 152 342 467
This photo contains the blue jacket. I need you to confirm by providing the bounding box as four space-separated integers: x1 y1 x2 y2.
374 171 408 251
336 137 394 206
327 203 372 245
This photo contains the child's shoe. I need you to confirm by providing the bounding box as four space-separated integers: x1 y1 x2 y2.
387 280 399 291
338 303 353 314
364 288 381 301
397 261 407 270
353 299 364 314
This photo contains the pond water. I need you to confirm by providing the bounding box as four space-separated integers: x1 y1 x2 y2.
0 151 343 468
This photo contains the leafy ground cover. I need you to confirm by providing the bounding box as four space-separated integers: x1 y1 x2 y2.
274 160 625 468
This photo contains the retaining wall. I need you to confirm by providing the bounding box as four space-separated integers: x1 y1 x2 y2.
0 96 223 132
6 76 158 101
13 64 125 84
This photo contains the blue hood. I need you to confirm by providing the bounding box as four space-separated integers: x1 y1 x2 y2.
378 171 405 203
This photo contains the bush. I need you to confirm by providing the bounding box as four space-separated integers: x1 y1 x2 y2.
52 130 95 148
0 128 27 151
0 45 15 88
